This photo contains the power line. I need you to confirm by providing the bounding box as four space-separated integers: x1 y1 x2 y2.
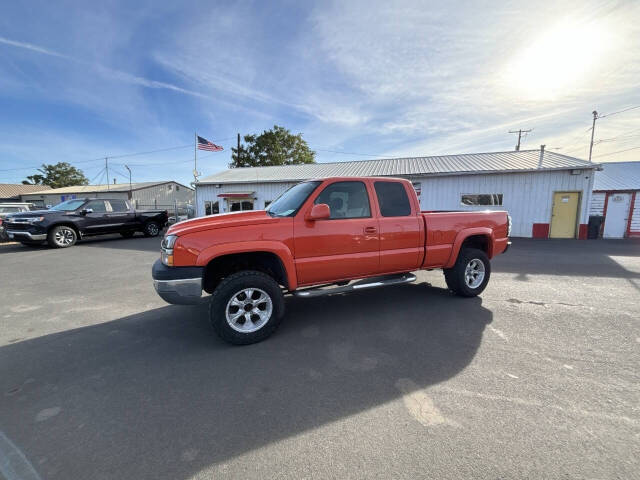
592 145 640 159
0 140 232 173
598 105 640 119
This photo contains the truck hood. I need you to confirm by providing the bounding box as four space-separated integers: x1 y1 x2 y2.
167 210 279 236
5 209 57 218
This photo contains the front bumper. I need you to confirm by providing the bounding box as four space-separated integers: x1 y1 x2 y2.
152 259 205 305
6 230 47 241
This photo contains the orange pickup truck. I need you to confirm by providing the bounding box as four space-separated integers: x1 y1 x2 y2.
152 177 511 344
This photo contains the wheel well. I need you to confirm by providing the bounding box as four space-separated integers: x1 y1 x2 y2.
203 251 288 294
460 234 489 254
48 222 80 238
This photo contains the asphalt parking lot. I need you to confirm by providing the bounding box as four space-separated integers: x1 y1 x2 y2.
1 235 639 479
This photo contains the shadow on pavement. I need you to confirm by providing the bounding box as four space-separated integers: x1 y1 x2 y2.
493 238 640 279
0 283 491 480
0 233 162 254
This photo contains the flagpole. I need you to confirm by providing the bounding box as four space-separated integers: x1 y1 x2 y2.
194 132 197 183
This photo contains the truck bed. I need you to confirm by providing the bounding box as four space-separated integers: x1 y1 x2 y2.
420 210 510 268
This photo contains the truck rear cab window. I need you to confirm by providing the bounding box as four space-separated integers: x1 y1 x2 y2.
314 181 371 219
461 194 503 206
108 199 129 212
374 181 411 217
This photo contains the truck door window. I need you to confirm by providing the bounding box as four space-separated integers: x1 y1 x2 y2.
107 199 129 212
314 181 371 219
85 200 108 213
374 181 412 217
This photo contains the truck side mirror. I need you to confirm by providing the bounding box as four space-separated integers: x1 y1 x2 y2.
80 208 93 215
307 203 330 221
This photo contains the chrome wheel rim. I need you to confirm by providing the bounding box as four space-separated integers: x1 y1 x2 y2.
225 288 273 333
465 258 485 288
55 228 75 246
147 223 159 235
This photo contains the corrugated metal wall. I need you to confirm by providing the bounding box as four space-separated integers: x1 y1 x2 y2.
133 182 194 207
22 191 130 207
589 192 606 216
630 194 640 234
196 169 595 237
21 182 194 208
196 182 297 215
412 170 594 237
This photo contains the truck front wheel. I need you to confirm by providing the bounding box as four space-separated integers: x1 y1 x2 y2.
444 248 491 297
209 270 285 345
48 225 77 248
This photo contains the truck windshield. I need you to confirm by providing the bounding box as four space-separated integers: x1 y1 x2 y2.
266 181 321 217
50 199 85 211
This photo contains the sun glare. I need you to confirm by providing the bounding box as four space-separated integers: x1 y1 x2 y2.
504 19 612 99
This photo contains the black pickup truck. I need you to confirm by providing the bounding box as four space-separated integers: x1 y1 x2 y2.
4 198 168 248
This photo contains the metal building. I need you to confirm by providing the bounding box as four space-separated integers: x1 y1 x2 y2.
20 181 194 209
196 149 599 238
0 183 51 202
589 161 640 238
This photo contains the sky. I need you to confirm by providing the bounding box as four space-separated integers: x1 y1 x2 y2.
1 0 639 186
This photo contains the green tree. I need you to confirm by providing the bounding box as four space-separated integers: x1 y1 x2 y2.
230 125 315 168
22 162 89 188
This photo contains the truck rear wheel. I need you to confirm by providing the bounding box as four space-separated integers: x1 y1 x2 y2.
209 270 285 345
444 248 491 297
143 221 160 237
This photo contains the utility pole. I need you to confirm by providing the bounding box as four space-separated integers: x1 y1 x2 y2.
237 133 241 164
124 165 132 201
105 157 110 191
508 129 532 151
588 110 598 163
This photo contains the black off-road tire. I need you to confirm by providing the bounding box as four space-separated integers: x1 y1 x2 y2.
444 248 491 297
47 225 78 248
120 231 135 238
143 221 160 237
209 270 285 345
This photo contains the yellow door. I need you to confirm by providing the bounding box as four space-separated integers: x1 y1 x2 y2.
550 192 580 238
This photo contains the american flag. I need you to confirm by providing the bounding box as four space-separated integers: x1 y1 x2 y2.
197 135 223 152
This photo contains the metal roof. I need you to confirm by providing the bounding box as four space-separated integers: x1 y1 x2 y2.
198 149 598 185
593 161 640 191
23 181 193 195
0 183 52 199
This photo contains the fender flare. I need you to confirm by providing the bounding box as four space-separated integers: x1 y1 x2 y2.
444 227 495 268
196 241 298 290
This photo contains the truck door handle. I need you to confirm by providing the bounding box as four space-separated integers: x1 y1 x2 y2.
364 226 377 234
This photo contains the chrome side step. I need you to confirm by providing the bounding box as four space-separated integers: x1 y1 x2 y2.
293 273 417 298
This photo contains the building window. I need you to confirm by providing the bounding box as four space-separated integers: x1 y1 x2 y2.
204 201 219 215
230 200 254 212
176 185 180 191
461 194 503 206
167 184 174 192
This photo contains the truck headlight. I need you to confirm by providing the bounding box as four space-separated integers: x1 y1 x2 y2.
161 234 177 266
507 214 512 237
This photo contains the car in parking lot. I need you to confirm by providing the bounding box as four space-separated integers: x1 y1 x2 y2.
4 198 168 247
0 202 35 242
